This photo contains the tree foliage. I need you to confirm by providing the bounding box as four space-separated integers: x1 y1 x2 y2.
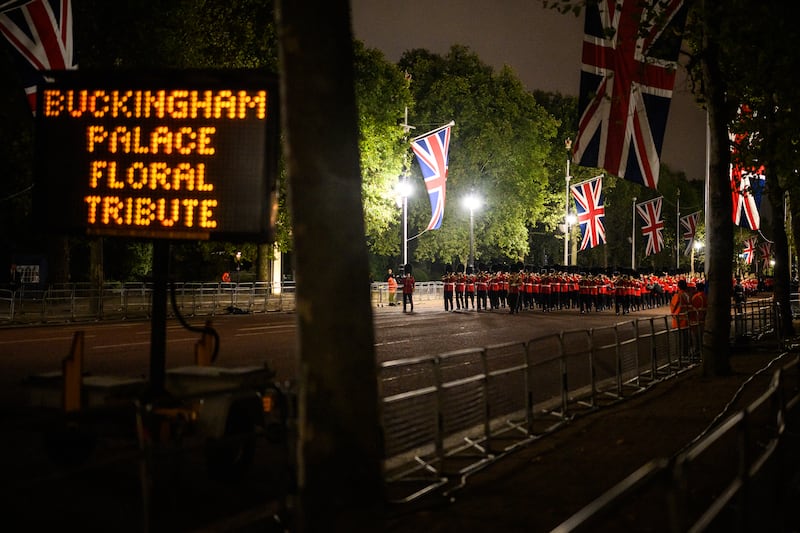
352 42 414 256
399 46 559 268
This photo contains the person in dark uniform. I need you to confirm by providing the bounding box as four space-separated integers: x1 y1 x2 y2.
476 269 489 311
455 266 466 310
443 266 455 311
402 264 415 313
465 266 476 310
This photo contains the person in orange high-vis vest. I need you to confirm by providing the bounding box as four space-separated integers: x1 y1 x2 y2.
670 278 692 359
670 279 691 329
386 268 398 306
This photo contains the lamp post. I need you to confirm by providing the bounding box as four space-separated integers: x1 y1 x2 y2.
691 241 704 276
564 139 572 266
235 251 242 285
463 193 482 269
396 176 413 267
631 197 637 271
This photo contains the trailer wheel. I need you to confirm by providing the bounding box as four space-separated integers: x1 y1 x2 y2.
205 404 256 481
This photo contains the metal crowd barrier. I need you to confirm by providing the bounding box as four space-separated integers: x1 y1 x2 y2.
732 297 776 342
371 281 442 307
0 281 299 324
1 280 448 324
552 353 800 533
380 315 703 503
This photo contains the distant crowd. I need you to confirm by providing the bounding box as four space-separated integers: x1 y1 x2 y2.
384 266 767 316
437 269 701 315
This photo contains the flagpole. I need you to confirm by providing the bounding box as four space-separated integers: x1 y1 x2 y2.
676 188 680 270
400 106 415 267
411 120 455 142
631 197 637 271
564 139 572 267
704 109 711 277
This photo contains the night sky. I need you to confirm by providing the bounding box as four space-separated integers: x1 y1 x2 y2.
350 0 707 181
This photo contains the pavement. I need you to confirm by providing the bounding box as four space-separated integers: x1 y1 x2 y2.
377 336 800 533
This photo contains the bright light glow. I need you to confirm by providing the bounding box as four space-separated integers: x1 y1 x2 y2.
396 179 413 198
694 241 704 250
566 212 577 226
463 193 482 212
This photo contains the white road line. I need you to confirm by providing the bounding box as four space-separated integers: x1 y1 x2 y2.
93 337 195 349
374 339 411 347
0 334 96 345
237 324 295 332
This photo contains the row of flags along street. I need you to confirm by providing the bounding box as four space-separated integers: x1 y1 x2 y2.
0 0 770 269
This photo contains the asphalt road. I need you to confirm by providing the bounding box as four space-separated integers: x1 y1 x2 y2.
0 299 671 532
0 298 671 404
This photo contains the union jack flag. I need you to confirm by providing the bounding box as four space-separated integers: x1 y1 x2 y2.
573 0 687 190
759 242 772 271
730 108 765 231
742 237 756 265
0 0 74 114
636 197 664 256
411 122 453 231
731 169 764 231
570 175 606 251
680 210 700 256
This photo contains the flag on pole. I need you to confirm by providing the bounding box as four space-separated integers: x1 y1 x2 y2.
572 0 687 190
411 121 454 231
680 211 701 256
570 175 606 250
0 0 75 113
636 197 665 256
742 237 756 265
731 170 765 230
759 242 772 271
730 105 765 230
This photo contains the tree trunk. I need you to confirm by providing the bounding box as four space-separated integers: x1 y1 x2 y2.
701 6 733 377
89 238 104 315
791 188 800 274
256 243 271 283
764 175 793 336
276 1 384 530
46 235 70 284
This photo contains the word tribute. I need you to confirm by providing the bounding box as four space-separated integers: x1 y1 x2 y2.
35 70 279 242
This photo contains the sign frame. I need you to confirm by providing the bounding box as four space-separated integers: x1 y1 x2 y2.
34 68 279 243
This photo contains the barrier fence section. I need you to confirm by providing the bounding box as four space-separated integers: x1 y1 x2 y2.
379 314 708 503
1 281 445 324
552 353 800 533
0 281 301 324
380 299 781 505
371 281 442 307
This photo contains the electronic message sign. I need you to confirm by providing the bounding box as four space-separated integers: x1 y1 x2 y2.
34 69 279 242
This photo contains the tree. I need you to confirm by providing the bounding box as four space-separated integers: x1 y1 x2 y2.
543 0 800 376
352 42 414 257
399 46 559 268
276 1 383 529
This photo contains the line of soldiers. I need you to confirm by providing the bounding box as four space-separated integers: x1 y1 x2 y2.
441 268 706 315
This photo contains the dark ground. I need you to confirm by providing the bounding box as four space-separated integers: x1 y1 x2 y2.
379 340 800 533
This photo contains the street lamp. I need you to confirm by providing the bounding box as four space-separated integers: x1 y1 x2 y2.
235 251 242 284
631 197 637 270
463 193 482 269
563 138 574 267
395 176 413 267
691 240 704 276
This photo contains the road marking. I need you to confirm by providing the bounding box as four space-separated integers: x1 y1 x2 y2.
0 334 96 345
374 339 411 347
237 324 295 332
93 337 195 349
